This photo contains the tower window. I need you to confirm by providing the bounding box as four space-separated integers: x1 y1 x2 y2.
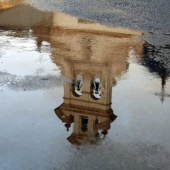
81 117 88 132
90 77 101 100
72 74 82 97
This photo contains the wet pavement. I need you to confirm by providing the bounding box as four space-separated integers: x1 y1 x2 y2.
0 1 170 170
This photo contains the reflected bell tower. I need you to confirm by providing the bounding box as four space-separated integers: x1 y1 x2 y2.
55 59 118 145
50 12 143 145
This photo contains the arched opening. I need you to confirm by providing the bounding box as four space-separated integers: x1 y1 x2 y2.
72 74 82 97
90 77 101 100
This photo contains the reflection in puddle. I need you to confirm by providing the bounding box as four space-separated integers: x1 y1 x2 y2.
0 0 24 11
141 44 170 103
49 17 143 144
0 3 143 145
1 2 170 169
0 3 144 145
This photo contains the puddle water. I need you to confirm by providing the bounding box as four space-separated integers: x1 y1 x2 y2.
0 1 170 170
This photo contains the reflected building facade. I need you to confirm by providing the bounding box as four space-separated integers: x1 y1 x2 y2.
0 4 143 144
49 16 143 144
0 0 24 11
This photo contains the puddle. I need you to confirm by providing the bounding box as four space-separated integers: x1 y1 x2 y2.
0 2 170 170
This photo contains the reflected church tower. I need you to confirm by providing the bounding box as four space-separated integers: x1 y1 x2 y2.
54 56 118 145
0 4 143 144
51 16 143 144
